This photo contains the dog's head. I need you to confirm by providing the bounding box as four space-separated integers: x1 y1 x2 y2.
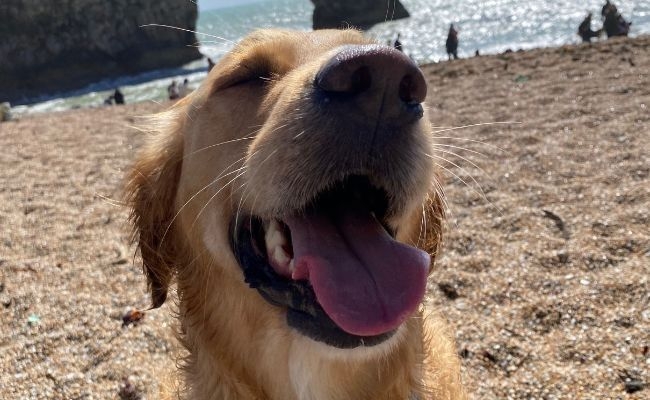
127 29 443 350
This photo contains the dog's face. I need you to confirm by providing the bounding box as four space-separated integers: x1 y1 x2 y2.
129 29 442 352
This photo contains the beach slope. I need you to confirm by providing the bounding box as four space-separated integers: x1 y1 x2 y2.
0 36 648 398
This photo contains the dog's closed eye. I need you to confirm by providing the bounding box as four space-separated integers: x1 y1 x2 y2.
226 63 274 87
210 33 297 92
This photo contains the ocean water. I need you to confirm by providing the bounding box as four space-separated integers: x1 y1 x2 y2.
15 0 650 114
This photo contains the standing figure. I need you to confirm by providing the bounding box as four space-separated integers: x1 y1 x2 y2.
113 88 125 105
446 24 459 60
601 0 617 19
603 4 631 37
578 13 602 43
179 79 191 98
393 33 403 52
167 80 180 100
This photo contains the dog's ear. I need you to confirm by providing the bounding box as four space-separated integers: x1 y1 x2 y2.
126 108 185 308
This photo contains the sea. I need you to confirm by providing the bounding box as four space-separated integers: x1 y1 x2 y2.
13 0 650 115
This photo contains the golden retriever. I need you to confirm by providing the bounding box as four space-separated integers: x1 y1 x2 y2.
126 29 465 400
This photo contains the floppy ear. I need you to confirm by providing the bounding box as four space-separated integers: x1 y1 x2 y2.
126 107 185 308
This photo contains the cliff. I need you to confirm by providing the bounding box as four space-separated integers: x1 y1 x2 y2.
0 0 201 104
311 0 409 30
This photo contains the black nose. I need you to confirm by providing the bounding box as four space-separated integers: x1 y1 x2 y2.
315 45 427 121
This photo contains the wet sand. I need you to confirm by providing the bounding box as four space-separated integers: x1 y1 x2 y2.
1 35 648 398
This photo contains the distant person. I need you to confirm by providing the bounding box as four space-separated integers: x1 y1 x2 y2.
601 0 617 19
0 102 11 122
168 80 180 100
474 49 480 57
179 79 190 97
603 6 631 37
578 13 602 43
445 24 459 60
113 88 125 105
207 57 215 72
393 33 403 52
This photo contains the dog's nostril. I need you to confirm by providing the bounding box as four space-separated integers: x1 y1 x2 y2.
399 75 417 104
398 74 427 105
349 66 372 95
316 44 428 120
316 65 372 95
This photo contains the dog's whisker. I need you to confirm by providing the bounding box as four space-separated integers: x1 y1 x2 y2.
430 120 520 134
429 178 450 216
427 155 480 197
233 184 252 240
426 153 501 214
430 121 519 151
183 136 256 160
95 193 126 207
430 135 506 153
431 143 487 158
190 169 248 231
266 122 291 136
159 157 248 249
430 178 456 230
292 129 307 140
231 146 281 236
140 24 236 45
245 193 262 249
417 203 427 248
429 148 490 180
435 181 450 213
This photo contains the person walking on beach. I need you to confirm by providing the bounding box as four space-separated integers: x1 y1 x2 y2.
0 102 11 122
445 24 459 60
603 4 631 38
113 88 125 105
601 0 617 19
578 13 601 43
394 33 403 52
167 80 180 100
179 79 191 98
104 88 125 105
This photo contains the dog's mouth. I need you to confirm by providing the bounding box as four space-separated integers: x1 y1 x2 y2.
230 176 430 348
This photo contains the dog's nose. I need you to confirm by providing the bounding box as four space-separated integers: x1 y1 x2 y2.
315 45 427 121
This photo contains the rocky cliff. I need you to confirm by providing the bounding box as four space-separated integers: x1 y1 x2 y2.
311 0 409 30
0 0 201 104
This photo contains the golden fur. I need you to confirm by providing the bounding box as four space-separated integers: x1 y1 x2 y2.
127 29 465 399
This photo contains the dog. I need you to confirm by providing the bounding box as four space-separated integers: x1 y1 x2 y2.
126 29 465 400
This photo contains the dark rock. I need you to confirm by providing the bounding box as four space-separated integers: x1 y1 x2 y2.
311 0 409 30
122 309 145 327
542 209 569 239
118 377 142 400
0 0 202 104
624 380 645 394
459 348 472 359
438 282 460 300
619 369 646 394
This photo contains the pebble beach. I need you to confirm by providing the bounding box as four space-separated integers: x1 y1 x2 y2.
1 35 648 399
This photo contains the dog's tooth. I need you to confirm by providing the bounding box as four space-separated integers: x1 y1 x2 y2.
265 220 286 250
273 246 290 266
265 220 278 242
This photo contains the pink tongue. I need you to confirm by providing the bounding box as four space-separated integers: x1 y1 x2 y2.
285 210 430 337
